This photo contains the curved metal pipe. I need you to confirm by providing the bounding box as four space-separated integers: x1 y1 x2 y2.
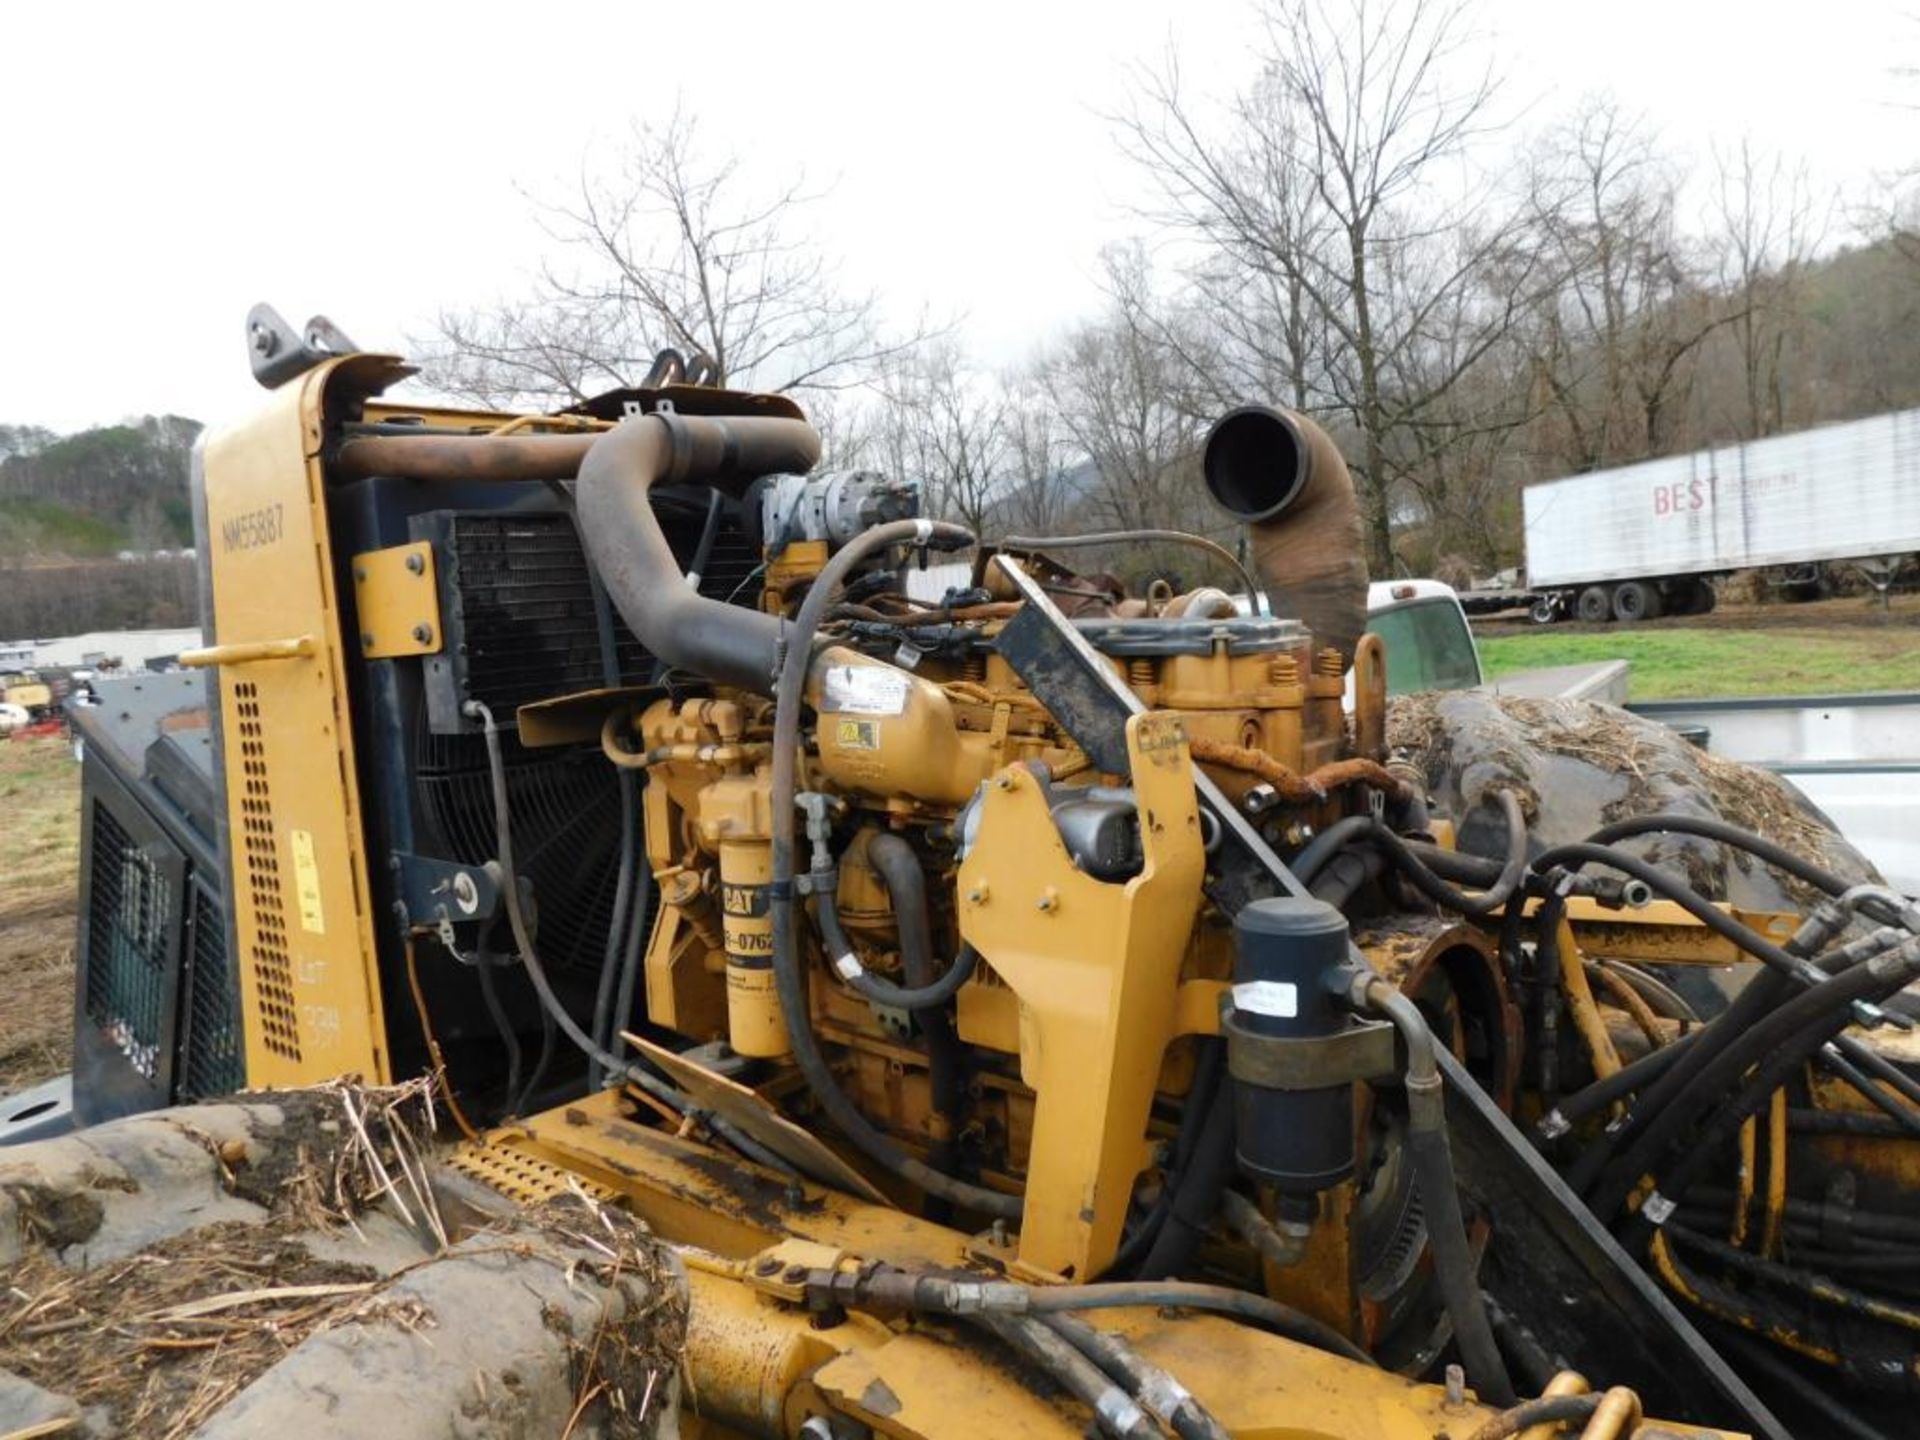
333 411 819 696
1201 405 1369 669
577 413 820 694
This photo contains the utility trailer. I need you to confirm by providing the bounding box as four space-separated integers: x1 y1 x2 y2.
1523 407 1920 622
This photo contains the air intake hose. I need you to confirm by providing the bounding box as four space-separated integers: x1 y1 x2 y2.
1201 405 1369 670
574 412 822 694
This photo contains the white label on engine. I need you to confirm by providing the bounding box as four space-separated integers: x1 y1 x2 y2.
1233 980 1299 1018
821 664 910 715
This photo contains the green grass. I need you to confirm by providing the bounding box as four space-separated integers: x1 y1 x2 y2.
0 496 123 558
1478 627 1920 701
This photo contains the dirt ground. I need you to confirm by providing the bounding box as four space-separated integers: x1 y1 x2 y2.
0 735 79 1094
1477 591 1920 636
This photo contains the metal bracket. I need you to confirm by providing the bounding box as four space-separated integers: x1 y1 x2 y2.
390 851 499 935
246 302 361 390
352 541 441 658
1222 1008 1397 1089
990 554 1310 913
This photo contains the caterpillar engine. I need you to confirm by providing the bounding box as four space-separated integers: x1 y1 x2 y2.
27 317 1920 1440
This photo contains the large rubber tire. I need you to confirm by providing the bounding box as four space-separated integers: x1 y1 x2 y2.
1529 596 1559 625
1692 579 1716 615
1611 580 1664 623
1575 586 1613 624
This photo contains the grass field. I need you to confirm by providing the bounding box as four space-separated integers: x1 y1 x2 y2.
0 736 79 1092
1478 626 1920 701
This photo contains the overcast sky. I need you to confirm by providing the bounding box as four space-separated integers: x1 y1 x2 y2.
1 1 1912 435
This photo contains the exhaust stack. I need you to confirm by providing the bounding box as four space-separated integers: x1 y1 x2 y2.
1203 405 1369 670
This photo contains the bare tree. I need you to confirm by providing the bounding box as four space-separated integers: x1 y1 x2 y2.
1711 137 1826 438
419 105 918 408
1039 247 1212 539
1122 0 1535 571
871 340 1010 538
1516 99 1738 467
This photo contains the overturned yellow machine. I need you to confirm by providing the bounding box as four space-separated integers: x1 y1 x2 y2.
21 306 1920 1439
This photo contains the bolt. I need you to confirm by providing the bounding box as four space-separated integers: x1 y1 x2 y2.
753 1257 781 1277
412 624 433 644
353 566 367 582
405 552 426 574
967 884 990 905
360 633 375 648
249 323 276 357
783 1264 809 1284
1035 886 1058 913
1443 1364 1466 1409
991 1219 1009 1247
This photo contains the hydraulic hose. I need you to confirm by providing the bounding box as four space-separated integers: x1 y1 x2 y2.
1359 978 1516 1405
1041 1313 1232 1440
1103 1041 1227 1280
1133 1073 1235 1280
766 518 1022 1220
1288 814 1375 885
1589 938 1920 1225
814 879 983 1010
1361 791 1529 917
978 1314 1157 1440
467 699 798 1176
816 1266 1376 1368
867 832 968 1161
1463 1392 1605 1440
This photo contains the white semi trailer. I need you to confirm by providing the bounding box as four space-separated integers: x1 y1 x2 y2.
1523 407 1920 623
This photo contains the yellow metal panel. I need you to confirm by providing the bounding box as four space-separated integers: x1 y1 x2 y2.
350 540 441 657
201 355 405 1087
957 712 1205 1277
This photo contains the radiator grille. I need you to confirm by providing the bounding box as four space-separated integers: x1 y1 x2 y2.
178 881 246 1100
435 502 760 722
233 680 300 1061
84 803 170 1079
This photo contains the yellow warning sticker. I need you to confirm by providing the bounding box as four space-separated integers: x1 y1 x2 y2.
835 718 879 750
289 828 326 935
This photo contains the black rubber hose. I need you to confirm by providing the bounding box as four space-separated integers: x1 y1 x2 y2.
1360 790 1529 917
1103 1041 1226 1280
1134 1072 1236 1280
585 548 636 1089
474 953 523 1114
1590 941 1920 1224
467 698 789 1172
1023 1282 1376 1368
1542 1029 1694 1136
1817 1045 1920 1138
1587 812 1851 900
607 860 652 1069
867 833 968 1162
1288 814 1375 885
1307 843 1386 909
1041 1313 1232 1440
766 519 1021 1220
814 881 983 1010
1709 1326 1898 1440
1363 981 1515 1404
978 1314 1157 1440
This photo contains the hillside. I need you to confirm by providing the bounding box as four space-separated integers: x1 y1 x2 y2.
0 415 200 564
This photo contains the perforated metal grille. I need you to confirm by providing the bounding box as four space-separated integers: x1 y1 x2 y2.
447 1141 617 1206
233 680 300 1061
84 803 170 1079
178 881 245 1100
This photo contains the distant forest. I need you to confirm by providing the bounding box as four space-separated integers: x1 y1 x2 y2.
0 416 201 638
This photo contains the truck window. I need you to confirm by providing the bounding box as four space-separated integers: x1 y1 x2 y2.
1367 599 1482 695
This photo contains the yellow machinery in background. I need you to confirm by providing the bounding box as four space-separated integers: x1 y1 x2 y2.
82 303 1920 1439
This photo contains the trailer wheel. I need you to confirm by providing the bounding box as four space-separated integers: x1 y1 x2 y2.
1611 581 1663 623
1575 586 1612 623
1529 596 1559 625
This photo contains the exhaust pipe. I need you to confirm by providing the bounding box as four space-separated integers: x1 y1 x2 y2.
1202 405 1369 670
575 413 821 695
